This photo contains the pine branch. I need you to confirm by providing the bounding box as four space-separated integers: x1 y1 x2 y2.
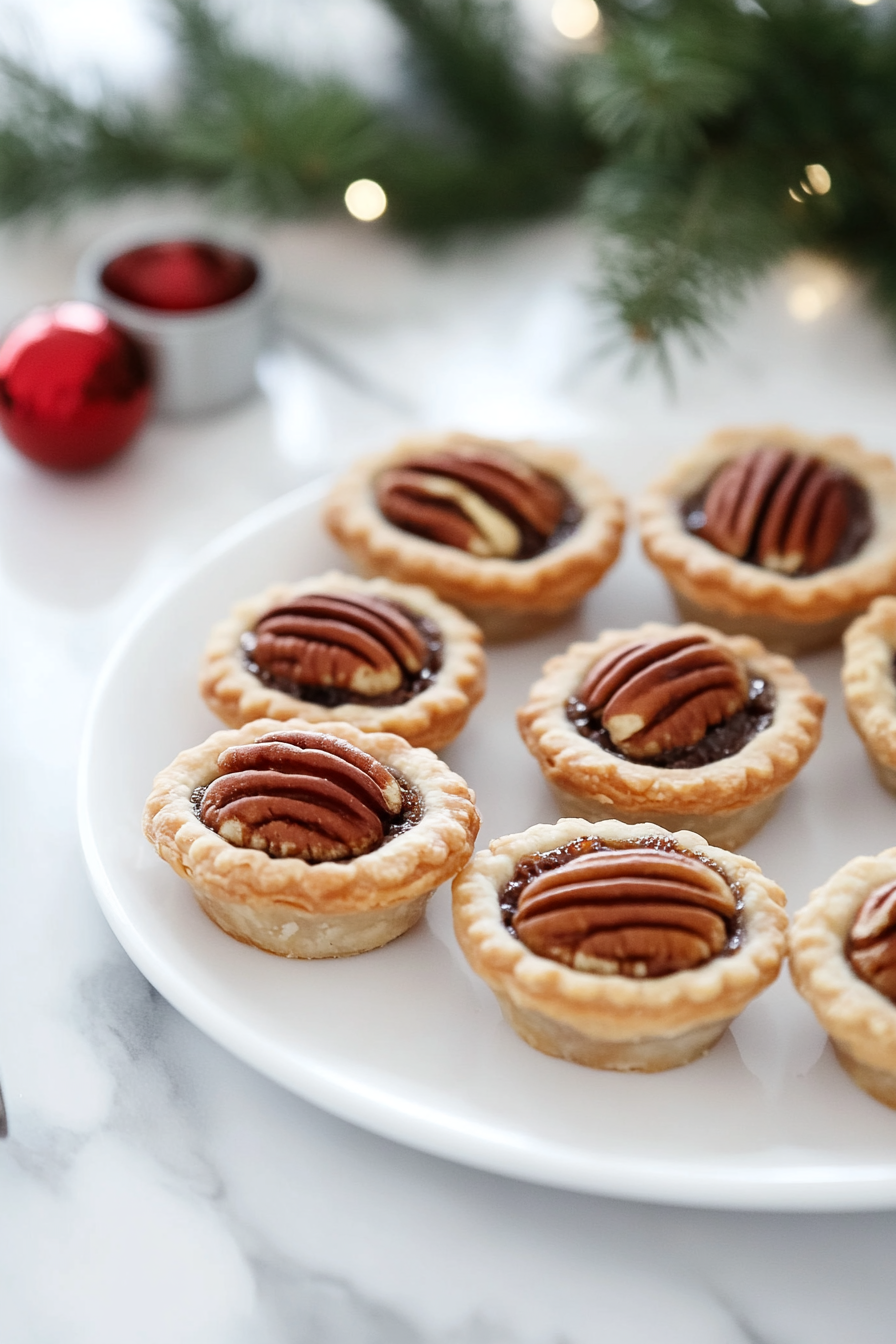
0 0 596 230
580 0 896 354
378 0 540 146
162 0 388 211
579 7 752 160
0 58 180 216
587 157 790 351
375 0 599 230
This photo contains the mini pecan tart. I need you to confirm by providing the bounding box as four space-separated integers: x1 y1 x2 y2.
323 431 626 642
638 425 896 655
143 718 479 958
517 621 824 850
453 819 787 1071
790 849 896 1110
842 597 896 794
199 571 485 751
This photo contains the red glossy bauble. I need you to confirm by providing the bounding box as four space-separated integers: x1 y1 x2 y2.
100 240 258 311
0 302 151 471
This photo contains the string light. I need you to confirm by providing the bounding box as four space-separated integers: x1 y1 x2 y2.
552 0 600 40
786 263 846 323
788 285 825 321
805 163 831 194
789 164 832 204
344 179 387 222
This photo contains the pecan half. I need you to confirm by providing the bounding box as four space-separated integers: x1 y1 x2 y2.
200 729 404 861
848 881 896 1002
513 846 736 977
577 634 749 759
375 444 567 559
246 593 429 698
695 447 855 575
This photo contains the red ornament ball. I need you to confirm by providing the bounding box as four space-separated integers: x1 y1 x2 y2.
101 240 258 311
0 302 151 471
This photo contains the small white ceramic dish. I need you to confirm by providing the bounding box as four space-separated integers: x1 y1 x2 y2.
76 221 274 416
79 478 896 1211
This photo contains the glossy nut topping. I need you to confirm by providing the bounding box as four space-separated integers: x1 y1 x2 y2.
512 846 736 977
199 729 404 861
375 444 567 559
693 447 854 575
848 881 896 1002
577 635 749 759
246 593 429 698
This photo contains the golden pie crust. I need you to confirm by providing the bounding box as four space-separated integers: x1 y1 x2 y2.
453 818 787 1071
323 432 626 642
638 425 896 655
199 571 486 751
143 717 480 958
516 621 825 850
789 848 896 1109
842 597 896 795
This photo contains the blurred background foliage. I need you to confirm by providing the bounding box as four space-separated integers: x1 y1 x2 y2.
1 0 895 357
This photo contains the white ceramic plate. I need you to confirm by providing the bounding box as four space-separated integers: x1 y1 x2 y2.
79 478 896 1211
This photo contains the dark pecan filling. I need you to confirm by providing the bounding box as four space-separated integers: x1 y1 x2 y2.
568 676 774 768
682 447 871 576
500 835 742 976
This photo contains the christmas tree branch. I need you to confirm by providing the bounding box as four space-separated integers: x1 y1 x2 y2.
379 0 541 145
371 0 597 230
582 0 896 351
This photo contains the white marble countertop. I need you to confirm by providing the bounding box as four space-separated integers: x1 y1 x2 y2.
6 0 896 1313
2 201 896 1343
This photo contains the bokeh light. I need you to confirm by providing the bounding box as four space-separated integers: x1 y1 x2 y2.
788 285 826 322
552 0 600 40
786 262 846 323
344 179 387 222
805 164 832 194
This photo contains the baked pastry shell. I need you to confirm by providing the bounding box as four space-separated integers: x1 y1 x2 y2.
143 717 480 958
199 570 486 751
516 621 825 851
322 432 626 641
638 426 896 655
789 849 896 1109
452 818 787 1071
842 596 896 795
